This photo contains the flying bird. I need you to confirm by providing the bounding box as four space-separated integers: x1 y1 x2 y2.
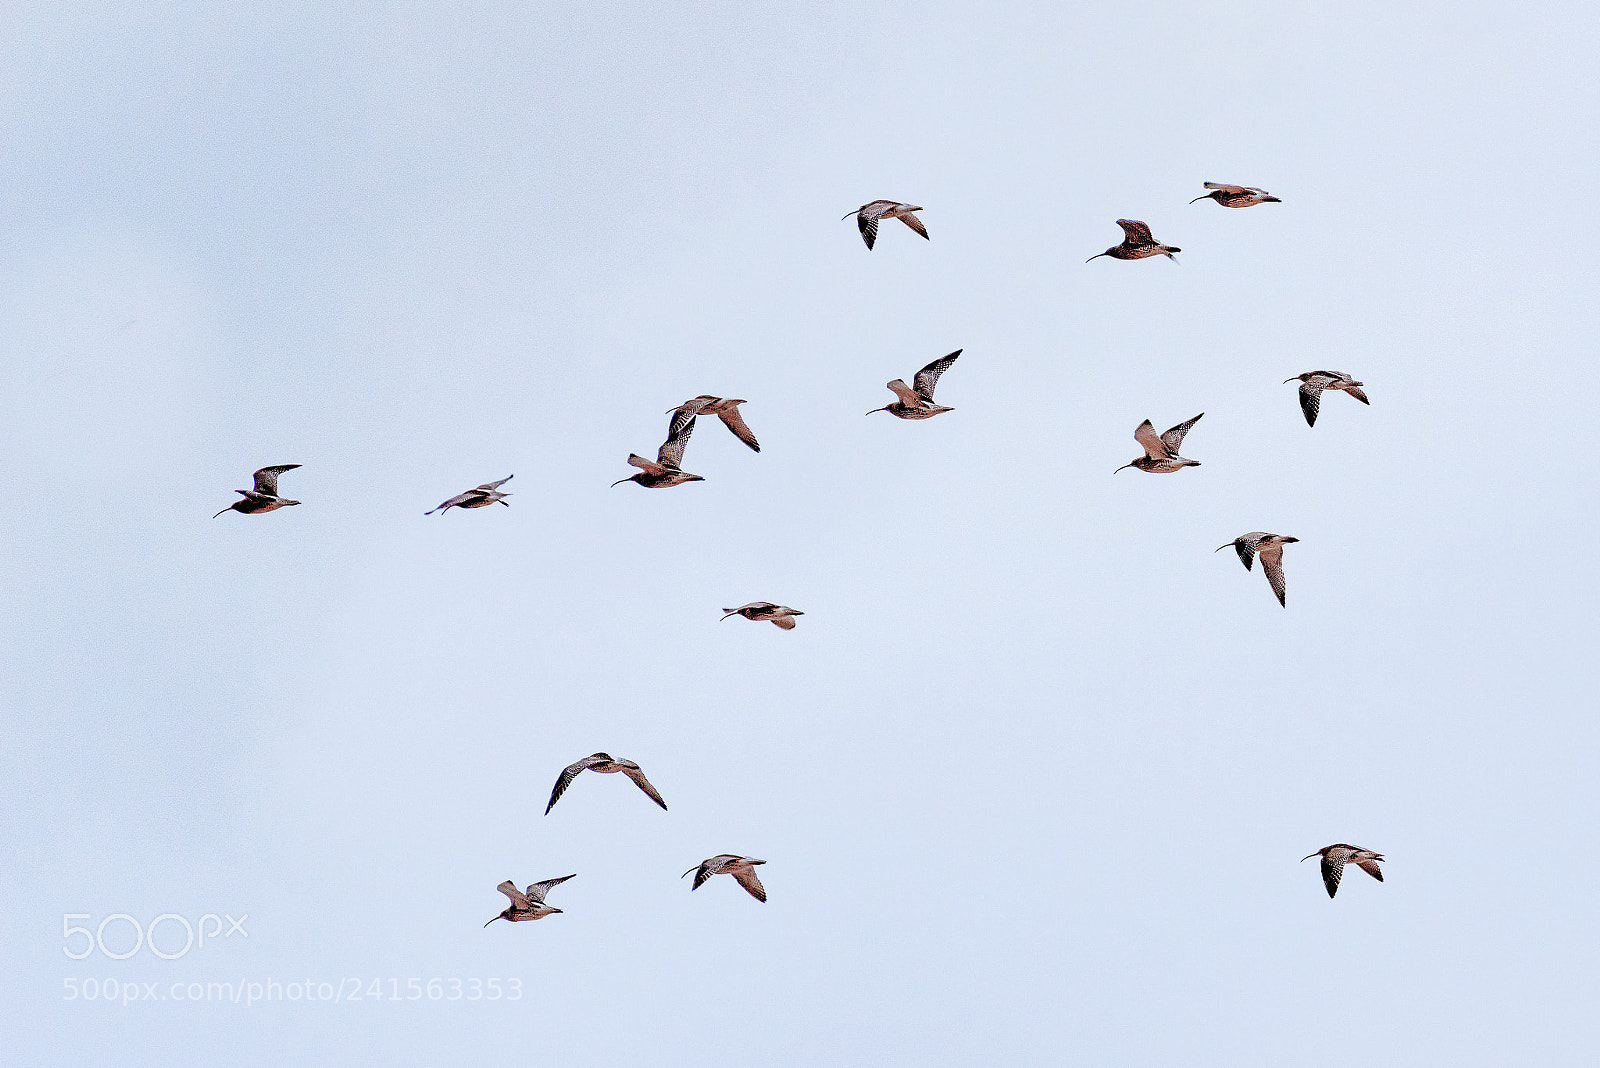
867 350 961 419
668 396 760 453
1216 532 1299 607
485 874 576 925
1190 182 1281 208
214 464 302 517
843 200 928 250
1114 414 1204 473
1285 371 1369 427
425 475 513 515
614 412 704 488
722 602 804 630
683 855 768 902
1302 845 1384 899
1086 219 1180 262
545 753 668 815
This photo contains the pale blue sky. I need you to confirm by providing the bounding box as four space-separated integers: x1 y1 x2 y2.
3 2 1597 1063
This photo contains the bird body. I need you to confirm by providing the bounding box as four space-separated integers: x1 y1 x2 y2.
1302 845 1383 898
545 753 668 814
426 475 513 514
485 874 576 925
1285 371 1369 427
667 396 760 452
683 855 768 902
1115 414 1203 473
868 350 961 419
1216 532 1299 607
1191 182 1281 208
214 465 302 517
844 200 928 250
615 411 704 488
1087 219 1180 262
722 602 804 629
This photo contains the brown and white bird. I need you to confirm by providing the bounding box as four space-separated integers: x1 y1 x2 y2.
1302 845 1384 899
484 874 575 925
1216 532 1299 607
1086 219 1180 262
214 464 301 517
683 855 768 902
867 350 961 419
425 475 513 515
668 396 760 452
1114 414 1203 473
1190 182 1281 208
545 753 668 815
722 602 804 629
843 200 928 250
614 411 703 488
1285 371 1369 427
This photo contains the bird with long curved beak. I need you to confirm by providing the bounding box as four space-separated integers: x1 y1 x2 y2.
682 855 768 902
721 602 804 630
484 874 575 925
1086 219 1180 262
214 464 301 517
1190 182 1280 208
1301 845 1383 898
1216 532 1299 607
1114 414 1203 473
1284 371 1368 427
843 200 928 250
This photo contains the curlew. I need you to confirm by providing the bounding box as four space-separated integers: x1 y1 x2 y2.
1302 845 1384 899
1114 414 1204 473
683 855 768 902
867 350 961 419
668 396 760 453
722 602 804 630
214 465 302 517
425 475 513 515
614 411 704 488
545 753 668 814
1190 182 1281 208
485 874 576 925
843 200 928 250
1086 219 1180 262
1285 371 1369 427
1216 532 1299 607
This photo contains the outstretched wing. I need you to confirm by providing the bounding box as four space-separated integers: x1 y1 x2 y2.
716 405 761 453
657 414 696 469
733 867 767 903
1115 219 1154 244
1160 413 1203 453
427 491 477 514
1298 382 1324 427
772 615 797 630
896 211 929 240
252 464 300 495
622 765 669 811
1203 182 1252 195
913 350 961 402
1133 420 1168 460
473 475 513 493
1345 384 1370 405
525 873 576 904
627 454 666 475
1320 851 1347 898
1232 535 1262 571
497 880 531 909
1355 859 1384 882
669 396 717 440
1258 542 1289 607
545 755 604 814
858 211 880 250
690 856 735 889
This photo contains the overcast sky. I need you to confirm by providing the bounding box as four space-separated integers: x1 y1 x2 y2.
3 1 1598 1063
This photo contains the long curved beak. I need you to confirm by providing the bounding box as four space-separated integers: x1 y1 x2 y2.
721 612 738 621
1300 853 1319 863
1112 463 1133 474
484 916 502 927
865 407 887 415
1085 252 1109 263
1189 194 1211 204
1215 543 1236 552
610 477 633 488
1283 377 1300 384
681 867 698 879
840 210 858 221
212 507 232 518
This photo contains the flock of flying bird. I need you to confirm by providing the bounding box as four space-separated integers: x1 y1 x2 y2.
216 180 1384 915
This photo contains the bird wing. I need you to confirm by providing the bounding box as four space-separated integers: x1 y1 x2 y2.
1160 413 1203 453
497 880 531 909
545 756 602 814
1258 541 1289 607
669 396 716 440
913 350 961 402
732 867 767 902
1115 219 1155 244
1298 381 1324 427
1232 535 1261 571
622 765 668 810
715 405 761 453
857 211 880 250
474 475 513 492
1345 384 1370 405
525 873 576 903
1355 858 1384 882
885 378 919 406
428 490 480 514
627 454 667 475
1203 182 1252 194
1133 420 1168 460
732 602 776 615
896 211 929 240
657 414 695 469
252 464 300 495
772 615 797 630
1319 852 1347 898
691 856 733 889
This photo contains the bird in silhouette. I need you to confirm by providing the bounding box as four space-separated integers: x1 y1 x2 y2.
668 396 760 452
1086 219 1180 262
867 350 961 419
1114 414 1203 473
683 855 768 902
545 753 668 815
1216 532 1299 607
214 465 302 517
484 874 575 925
843 200 928 250
722 602 804 629
1302 845 1383 899
425 475 513 515
1191 182 1281 208
614 412 704 488
1285 371 1369 427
